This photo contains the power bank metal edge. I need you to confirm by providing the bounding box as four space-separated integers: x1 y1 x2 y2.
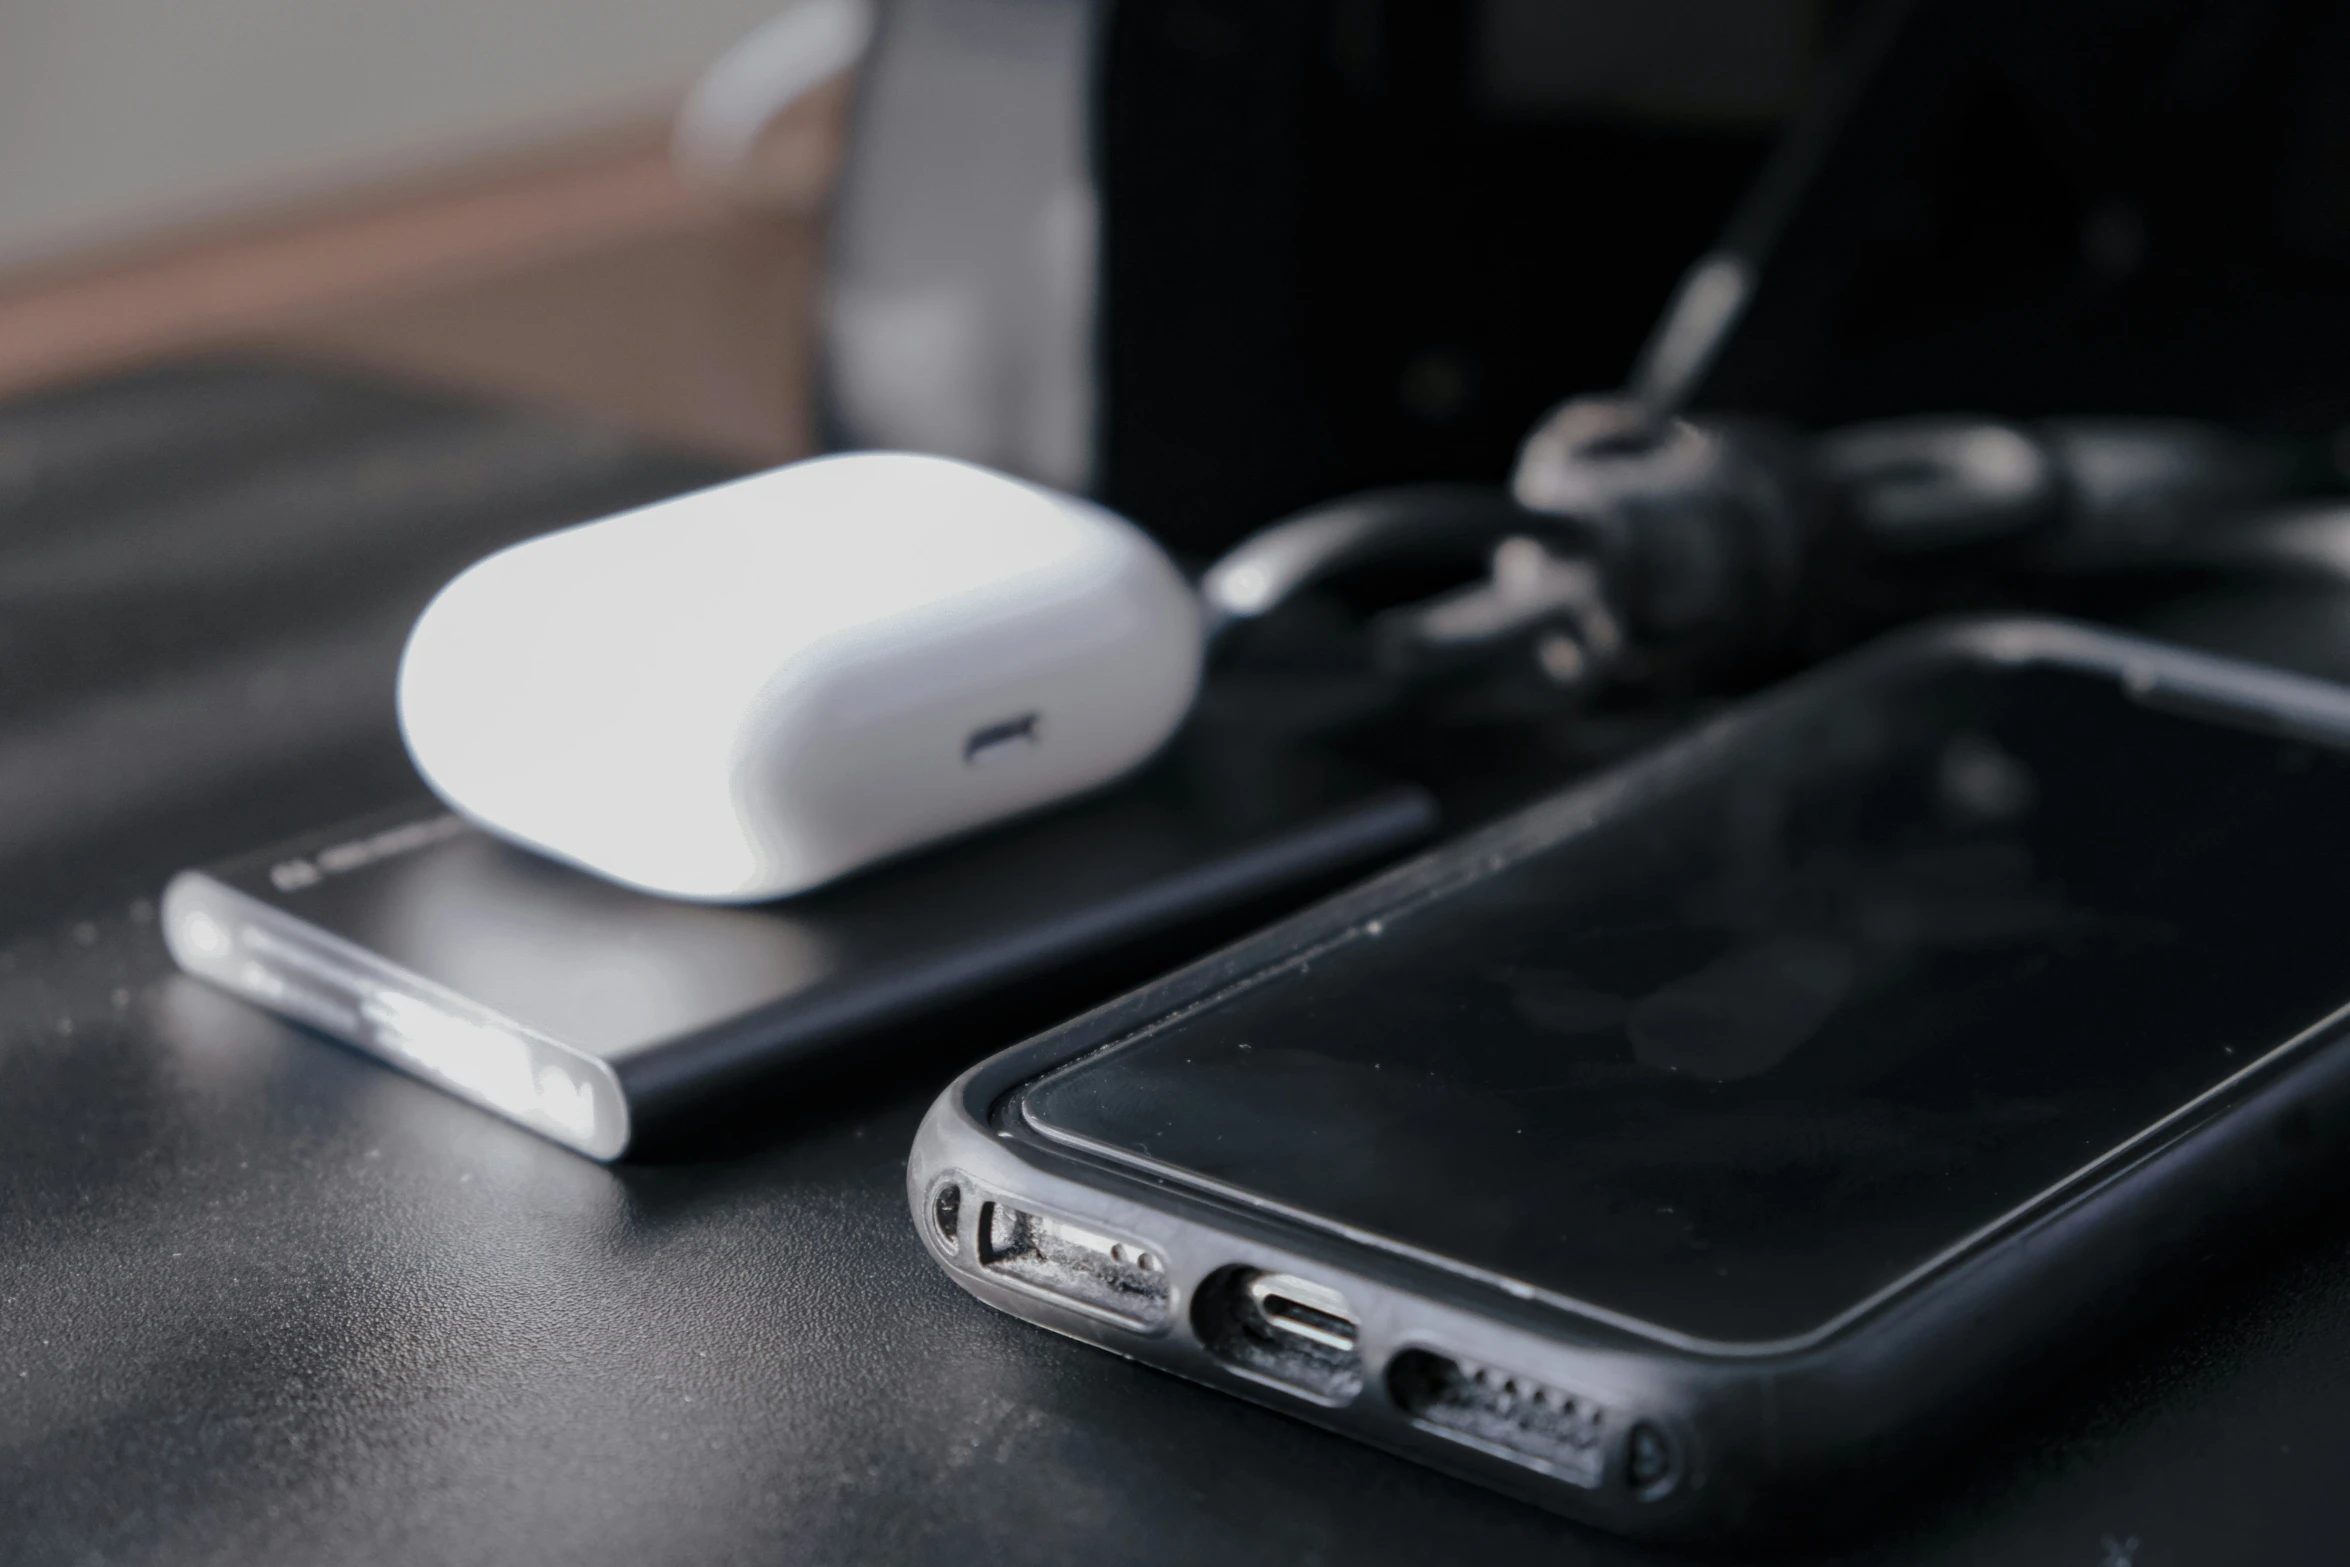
164 763 1436 1159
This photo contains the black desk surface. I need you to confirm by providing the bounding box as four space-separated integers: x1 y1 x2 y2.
7 364 2350 1567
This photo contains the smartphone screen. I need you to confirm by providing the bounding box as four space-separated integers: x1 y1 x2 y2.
1018 657 2350 1346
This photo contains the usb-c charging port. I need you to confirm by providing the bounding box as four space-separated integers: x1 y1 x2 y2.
1195 1267 1363 1401
974 1201 1170 1328
964 713 1040 766
1247 1273 1357 1353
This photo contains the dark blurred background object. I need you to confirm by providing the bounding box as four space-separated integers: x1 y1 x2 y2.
1092 0 1839 553
824 0 1852 554
1697 0 2350 431
825 0 2350 562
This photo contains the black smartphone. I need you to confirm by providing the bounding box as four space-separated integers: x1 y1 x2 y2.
909 618 2350 1542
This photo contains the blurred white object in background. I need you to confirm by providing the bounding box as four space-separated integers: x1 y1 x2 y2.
674 0 878 206
679 0 1097 493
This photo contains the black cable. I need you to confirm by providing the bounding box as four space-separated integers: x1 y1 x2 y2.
1200 404 2313 725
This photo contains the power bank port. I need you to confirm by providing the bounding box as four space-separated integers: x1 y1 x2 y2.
974 1202 1170 1328
1194 1267 1364 1402
1387 1349 1620 1490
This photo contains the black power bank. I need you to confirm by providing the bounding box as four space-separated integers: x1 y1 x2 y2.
163 734 1434 1158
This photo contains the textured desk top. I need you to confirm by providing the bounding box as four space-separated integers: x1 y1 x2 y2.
6 364 2350 1567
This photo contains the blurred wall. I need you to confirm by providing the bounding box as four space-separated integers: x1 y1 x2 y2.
0 0 787 268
